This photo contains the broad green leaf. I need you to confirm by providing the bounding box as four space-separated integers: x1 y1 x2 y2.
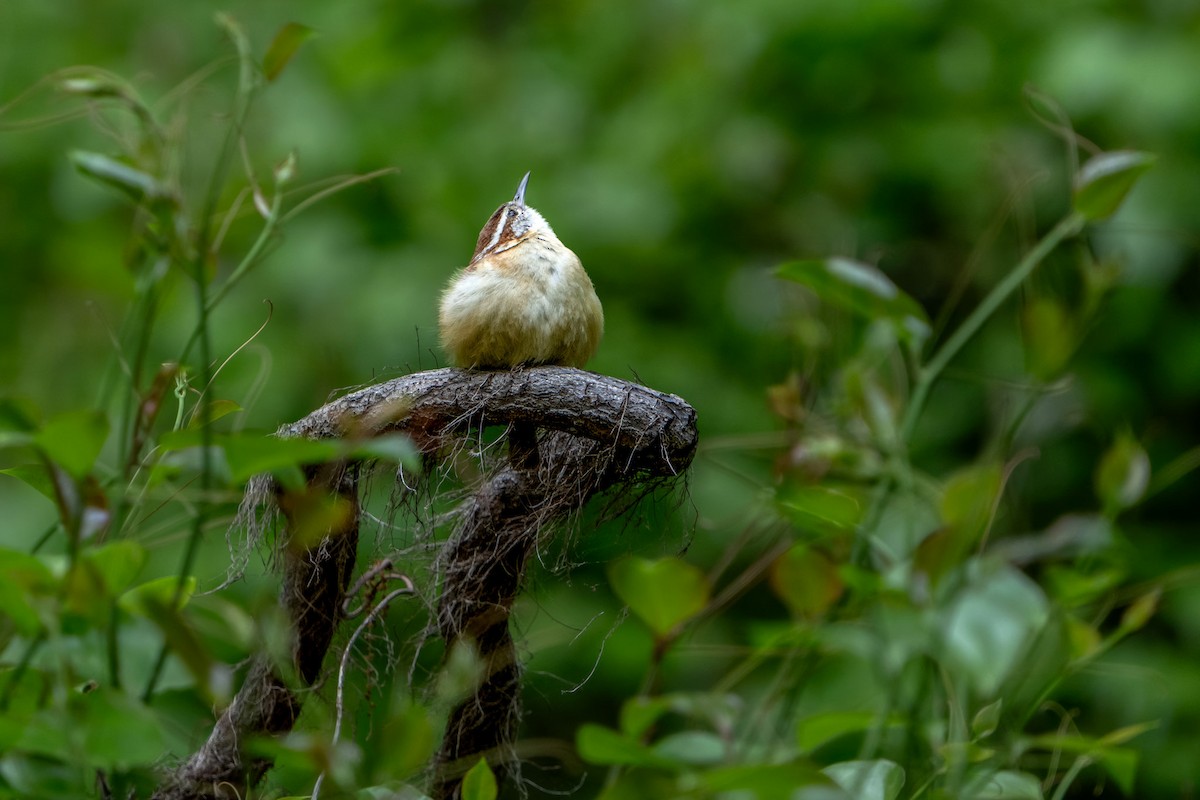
461 758 497 800
822 759 904 800
69 151 171 203
0 397 41 432
770 545 843 620
221 434 340 482
83 540 146 595
961 768 1044 799
1044 563 1123 608
352 433 421 470
79 689 167 768
778 484 864 531
920 463 1003 583
35 409 109 479
620 695 673 738
119 575 196 616
608 556 709 636
0 751 87 796
378 697 435 780
576 724 669 768
1064 614 1102 660
0 464 55 503
941 463 1002 538
1072 150 1156 222
263 22 317 82
798 712 898 753
971 699 1002 738
187 399 242 428
1022 297 1075 379
0 550 57 635
941 562 1049 695
1098 747 1138 796
652 731 725 766
125 585 216 699
1095 433 1150 513
997 609 1071 722
63 561 112 626
704 763 835 794
777 258 929 343
1117 588 1160 636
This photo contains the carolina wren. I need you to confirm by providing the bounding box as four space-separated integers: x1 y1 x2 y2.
438 172 603 369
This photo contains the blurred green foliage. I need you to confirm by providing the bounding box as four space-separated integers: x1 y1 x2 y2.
2 0 1199 798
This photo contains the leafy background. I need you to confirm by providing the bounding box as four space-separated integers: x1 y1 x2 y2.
2 0 1199 797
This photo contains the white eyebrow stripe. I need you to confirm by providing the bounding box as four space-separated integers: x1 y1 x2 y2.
483 207 510 256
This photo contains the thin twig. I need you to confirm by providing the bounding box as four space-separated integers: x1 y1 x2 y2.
312 579 415 800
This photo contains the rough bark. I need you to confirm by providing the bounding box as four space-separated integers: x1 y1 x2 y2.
151 366 698 800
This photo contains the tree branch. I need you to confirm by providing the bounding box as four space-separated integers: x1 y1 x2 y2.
151 366 698 800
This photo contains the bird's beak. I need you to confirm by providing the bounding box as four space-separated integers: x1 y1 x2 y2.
513 171 531 206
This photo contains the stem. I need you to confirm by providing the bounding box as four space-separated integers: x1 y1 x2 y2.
853 213 1084 566
143 21 259 703
899 212 1084 444
1050 755 1092 800
312 583 413 800
204 192 281 314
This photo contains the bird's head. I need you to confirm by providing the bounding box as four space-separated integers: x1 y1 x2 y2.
469 171 558 265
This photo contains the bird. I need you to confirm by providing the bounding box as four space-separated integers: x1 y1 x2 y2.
438 172 603 370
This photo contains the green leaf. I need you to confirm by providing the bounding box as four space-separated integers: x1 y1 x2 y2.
0 549 57 635
187 399 242 429
777 258 930 343
941 463 1002 540
1072 150 1156 222
461 758 497 800
961 768 1044 799
920 463 1003 583
1095 432 1150 514
1117 588 1160 636
704 763 835 794
822 759 905 800
798 712 898 753
652 731 726 766
778 484 864 531
122 580 216 699
608 556 710 637
263 22 317 82
942 562 1049 695
997 609 1072 722
69 150 171 204
352 433 421 471
971 699 1003 739
619 695 673 738
1098 747 1138 796
79 689 167 768
769 545 843 620
576 724 670 768
119 575 196 616
82 540 146 595
0 397 41 432
0 464 56 503
1022 297 1075 379
35 409 109 479
221 434 340 482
